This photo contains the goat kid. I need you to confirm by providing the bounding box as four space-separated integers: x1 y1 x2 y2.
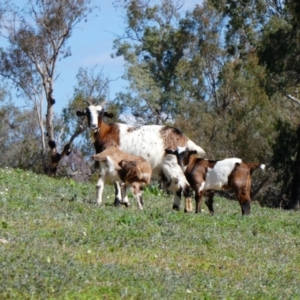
161 152 193 212
77 102 205 210
92 145 152 210
166 147 265 215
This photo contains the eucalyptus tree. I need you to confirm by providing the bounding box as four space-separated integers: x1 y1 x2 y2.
0 103 43 171
174 2 275 162
209 0 300 208
208 0 300 100
113 1 275 161
0 0 96 174
113 0 205 125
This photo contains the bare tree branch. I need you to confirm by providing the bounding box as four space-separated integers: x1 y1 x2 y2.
144 97 166 125
285 93 300 106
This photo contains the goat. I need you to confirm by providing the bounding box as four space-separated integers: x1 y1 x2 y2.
76 102 205 210
161 151 193 212
92 145 152 210
165 147 265 215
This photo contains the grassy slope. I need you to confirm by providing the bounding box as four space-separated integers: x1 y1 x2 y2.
0 168 300 299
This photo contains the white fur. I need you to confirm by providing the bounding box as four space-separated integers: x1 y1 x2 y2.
161 154 190 193
89 105 103 131
198 181 205 192
204 158 242 190
161 154 190 208
118 125 165 177
177 146 186 154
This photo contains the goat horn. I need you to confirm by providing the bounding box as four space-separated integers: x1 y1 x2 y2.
83 100 93 106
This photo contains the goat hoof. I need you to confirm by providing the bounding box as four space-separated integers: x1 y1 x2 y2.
114 199 120 207
172 204 180 211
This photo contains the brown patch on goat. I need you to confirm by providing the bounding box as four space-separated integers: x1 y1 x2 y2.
227 162 253 215
185 158 216 191
118 160 143 182
160 126 189 149
127 126 139 132
93 122 120 153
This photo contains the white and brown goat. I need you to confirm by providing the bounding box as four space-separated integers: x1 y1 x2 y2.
92 145 152 210
161 151 192 211
77 102 205 210
166 147 265 215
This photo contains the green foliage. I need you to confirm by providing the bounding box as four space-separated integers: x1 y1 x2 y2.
1 168 300 299
113 0 206 124
0 103 44 172
258 16 298 93
270 120 298 201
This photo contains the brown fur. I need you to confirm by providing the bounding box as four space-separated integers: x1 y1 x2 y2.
160 126 189 150
127 127 139 132
93 145 152 209
92 122 120 153
119 160 147 183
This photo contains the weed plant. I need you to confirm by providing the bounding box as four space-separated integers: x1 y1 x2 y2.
1 168 300 299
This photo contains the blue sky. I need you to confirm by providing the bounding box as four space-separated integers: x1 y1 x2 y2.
5 1 201 113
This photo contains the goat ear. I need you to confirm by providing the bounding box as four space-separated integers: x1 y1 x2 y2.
191 150 197 155
76 110 86 117
104 112 114 118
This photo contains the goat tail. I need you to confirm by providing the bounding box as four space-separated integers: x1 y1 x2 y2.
249 163 266 174
186 140 206 157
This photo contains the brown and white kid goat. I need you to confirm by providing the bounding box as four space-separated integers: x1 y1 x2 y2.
92 145 152 210
166 147 265 215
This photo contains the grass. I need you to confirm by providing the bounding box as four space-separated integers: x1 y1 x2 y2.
1 167 300 299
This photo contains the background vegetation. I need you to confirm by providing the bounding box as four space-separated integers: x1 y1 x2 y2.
0 0 299 207
1 168 300 299
1 2 300 298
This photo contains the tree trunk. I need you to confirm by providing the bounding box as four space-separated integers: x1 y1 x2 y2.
286 124 300 210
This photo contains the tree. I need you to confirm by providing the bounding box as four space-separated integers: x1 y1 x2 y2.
0 0 96 174
0 103 44 171
113 0 204 124
209 0 300 208
257 0 300 99
113 1 277 162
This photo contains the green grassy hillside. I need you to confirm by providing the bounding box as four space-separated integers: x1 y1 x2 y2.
1 168 300 299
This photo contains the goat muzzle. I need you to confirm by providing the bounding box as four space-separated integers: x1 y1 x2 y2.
91 124 98 132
